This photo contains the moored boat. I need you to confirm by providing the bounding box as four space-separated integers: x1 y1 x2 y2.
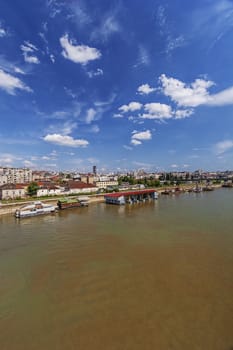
202 186 214 191
57 197 89 210
15 201 56 218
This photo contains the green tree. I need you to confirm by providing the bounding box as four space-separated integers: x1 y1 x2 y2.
27 182 39 197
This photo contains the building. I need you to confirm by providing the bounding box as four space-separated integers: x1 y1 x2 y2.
0 167 32 184
94 175 118 189
0 184 27 200
93 165 97 175
37 185 62 197
66 181 98 194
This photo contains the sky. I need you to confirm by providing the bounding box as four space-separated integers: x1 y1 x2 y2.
0 0 233 172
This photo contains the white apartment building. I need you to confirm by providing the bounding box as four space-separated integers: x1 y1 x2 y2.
0 167 32 184
94 176 118 189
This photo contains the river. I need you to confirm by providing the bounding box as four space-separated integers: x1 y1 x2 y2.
0 189 232 349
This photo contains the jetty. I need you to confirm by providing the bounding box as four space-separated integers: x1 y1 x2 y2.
105 189 158 205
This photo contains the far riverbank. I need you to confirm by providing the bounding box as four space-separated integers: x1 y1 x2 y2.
0 184 222 217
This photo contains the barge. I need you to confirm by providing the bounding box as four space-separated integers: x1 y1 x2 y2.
57 197 89 210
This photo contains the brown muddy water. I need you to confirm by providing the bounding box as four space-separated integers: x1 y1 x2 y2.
0 189 233 350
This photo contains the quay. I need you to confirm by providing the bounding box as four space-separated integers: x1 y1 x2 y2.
105 189 158 205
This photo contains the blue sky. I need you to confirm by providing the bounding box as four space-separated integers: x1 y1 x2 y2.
0 0 233 172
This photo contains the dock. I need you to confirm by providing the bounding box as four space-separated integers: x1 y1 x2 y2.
104 189 158 205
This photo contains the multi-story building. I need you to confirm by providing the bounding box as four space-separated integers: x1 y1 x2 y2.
94 176 118 189
0 167 32 184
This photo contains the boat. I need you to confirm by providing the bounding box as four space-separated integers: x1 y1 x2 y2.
57 197 89 210
202 185 214 191
15 201 56 218
192 183 202 193
161 189 171 195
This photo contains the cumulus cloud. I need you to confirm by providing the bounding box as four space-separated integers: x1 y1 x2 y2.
159 74 214 107
137 83 156 95
43 133 89 147
0 69 32 95
21 41 40 64
119 101 142 113
214 140 233 154
141 102 173 119
159 74 233 107
60 34 101 65
131 130 152 145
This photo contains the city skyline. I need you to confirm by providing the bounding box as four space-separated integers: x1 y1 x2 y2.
0 0 233 172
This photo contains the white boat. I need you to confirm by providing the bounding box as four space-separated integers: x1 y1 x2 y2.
15 201 56 218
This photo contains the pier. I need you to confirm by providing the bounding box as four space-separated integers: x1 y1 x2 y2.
105 189 158 205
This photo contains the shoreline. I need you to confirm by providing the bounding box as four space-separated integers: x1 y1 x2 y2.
0 195 105 216
0 185 223 217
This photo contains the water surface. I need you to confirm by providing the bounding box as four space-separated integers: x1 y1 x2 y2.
0 189 233 349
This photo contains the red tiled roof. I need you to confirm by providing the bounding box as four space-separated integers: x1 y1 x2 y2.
105 189 156 198
67 181 96 189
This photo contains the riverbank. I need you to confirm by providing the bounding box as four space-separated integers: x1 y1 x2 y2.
0 195 105 216
0 184 223 216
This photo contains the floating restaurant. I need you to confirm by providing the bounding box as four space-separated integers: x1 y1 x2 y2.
105 189 158 205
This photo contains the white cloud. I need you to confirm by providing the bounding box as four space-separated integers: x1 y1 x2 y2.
0 27 7 37
207 87 233 106
0 153 22 165
133 45 150 68
137 83 156 95
90 125 100 133
50 54 55 63
160 74 233 107
43 133 89 147
113 113 123 118
132 130 152 141
21 41 40 64
87 157 99 164
131 139 142 146
214 140 233 154
91 15 121 42
14 67 25 74
0 69 32 95
24 55 40 64
131 130 152 146
60 34 101 65
159 74 214 107
166 35 185 55
141 102 173 119
64 87 77 99
23 160 36 167
85 108 96 124
123 145 133 150
119 101 142 113
87 68 103 78
174 109 194 119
